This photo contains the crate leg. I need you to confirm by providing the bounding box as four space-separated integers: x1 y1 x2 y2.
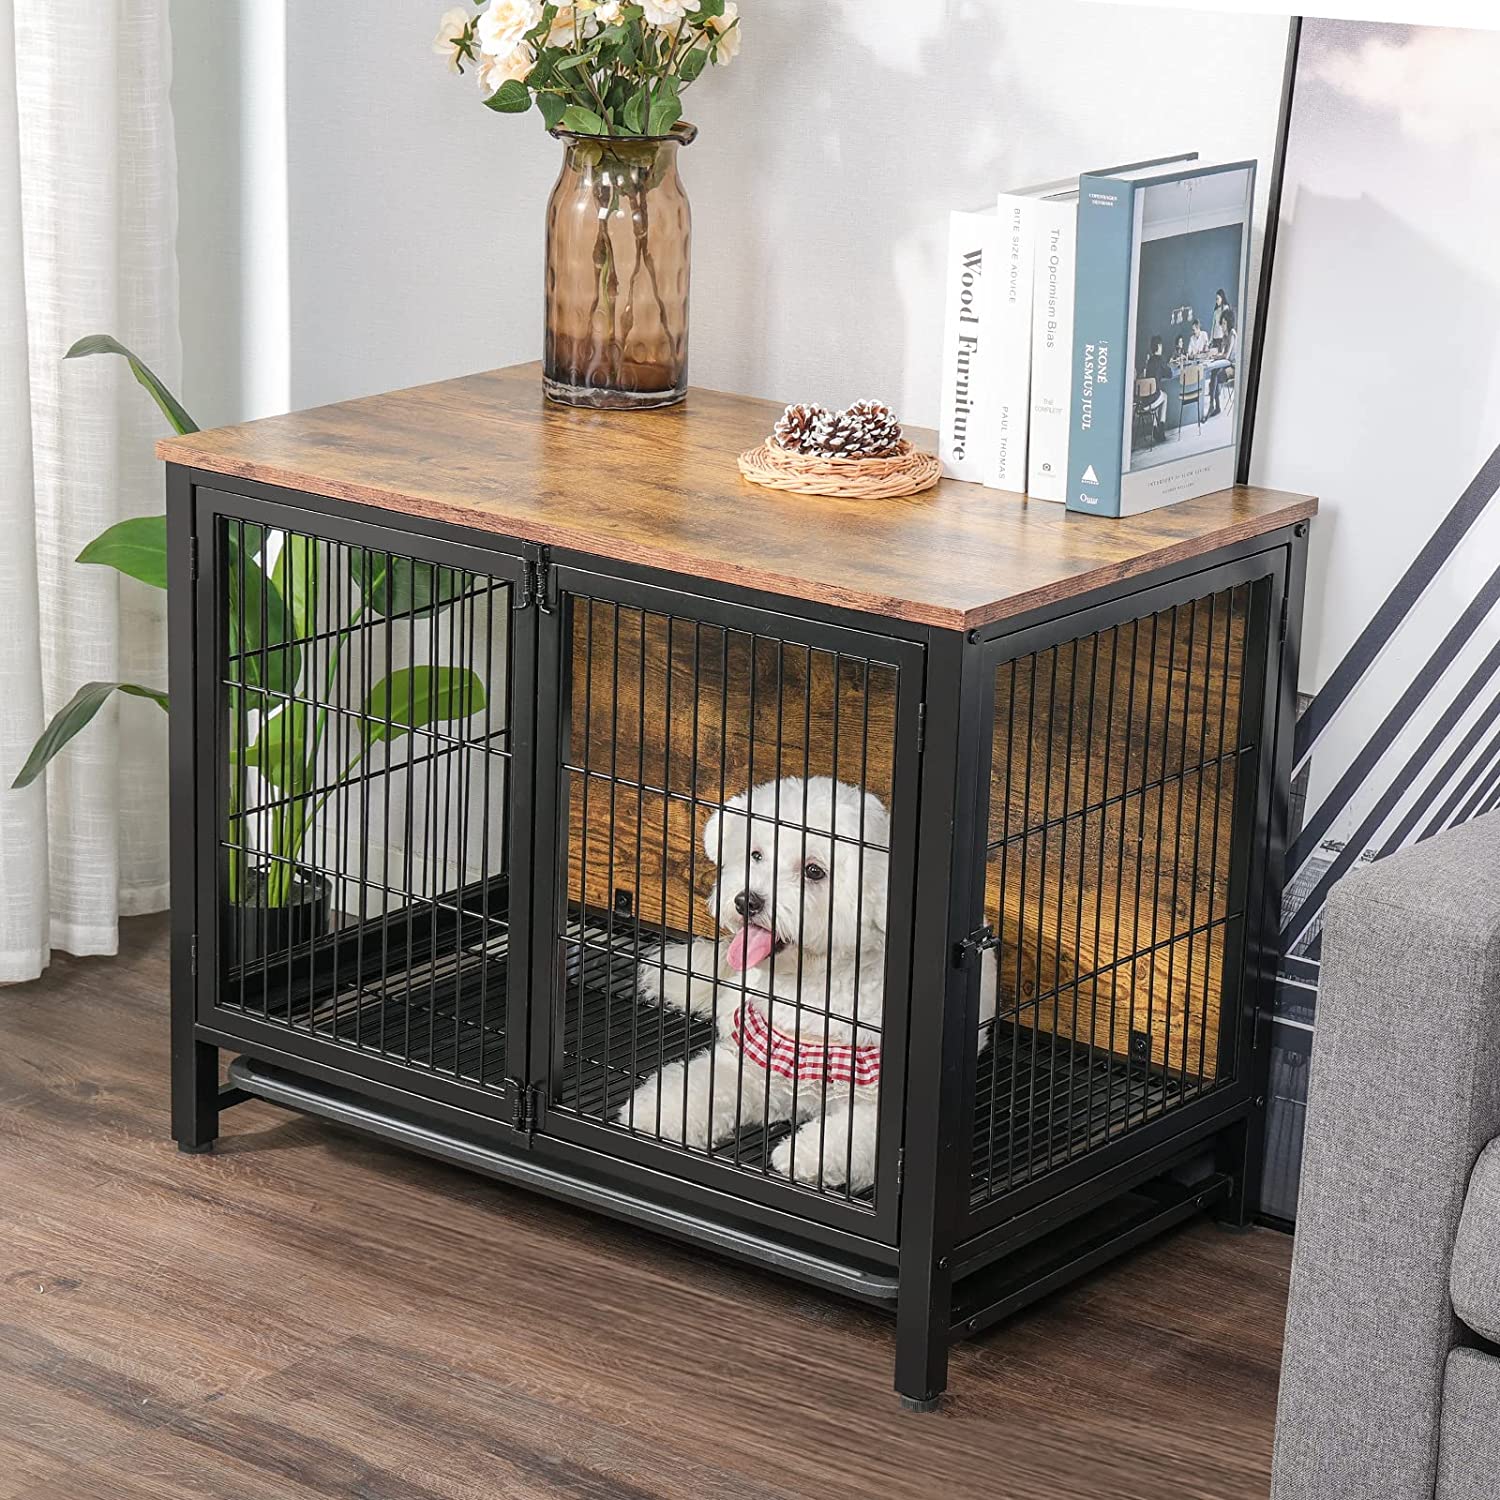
1212 1116 1258 1229
173 1038 219 1153
895 1259 951 1411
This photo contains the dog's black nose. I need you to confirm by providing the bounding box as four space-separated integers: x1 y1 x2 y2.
734 890 764 918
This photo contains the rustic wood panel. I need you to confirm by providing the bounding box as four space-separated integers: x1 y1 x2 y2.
563 600 898 935
159 362 1316 630
984 590 1249 1080
1 912 1293 1500
560 586 1252 1089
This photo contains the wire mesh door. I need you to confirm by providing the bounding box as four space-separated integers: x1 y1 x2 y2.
962 557 1279 1226
534 571 923 1238
196 491 534 1117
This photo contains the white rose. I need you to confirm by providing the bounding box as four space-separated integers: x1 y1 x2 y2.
476 41 534 95
477 0 541 65
706 1 739 63
640 0 699 28
547 3 597 46
432 7 472 74
593 0 624 22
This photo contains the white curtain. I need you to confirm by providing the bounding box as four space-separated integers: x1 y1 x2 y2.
0 0 179 982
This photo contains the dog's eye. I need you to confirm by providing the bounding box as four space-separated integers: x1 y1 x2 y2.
749 849 762 863
803 862 826 882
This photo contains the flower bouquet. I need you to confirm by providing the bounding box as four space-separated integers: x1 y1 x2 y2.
435 1 742 407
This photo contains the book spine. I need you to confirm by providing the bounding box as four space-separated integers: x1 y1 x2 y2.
938 211 997 483
1066 174 1136 517
1026 198 1076 502
983 194 1036 494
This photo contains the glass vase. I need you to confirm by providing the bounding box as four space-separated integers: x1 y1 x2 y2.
542 124 695 409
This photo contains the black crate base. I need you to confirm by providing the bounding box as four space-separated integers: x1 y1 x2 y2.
221 906 1203 1199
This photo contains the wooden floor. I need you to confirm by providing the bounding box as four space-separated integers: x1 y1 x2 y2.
0 914 1292 1500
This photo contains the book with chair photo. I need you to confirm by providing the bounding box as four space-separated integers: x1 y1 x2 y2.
1068 159 1256 517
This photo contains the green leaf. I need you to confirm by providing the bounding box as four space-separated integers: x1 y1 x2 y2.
646 91 681 136
537 91 567 129
76 514 169 590
622 85 647 133
559 104 606 134
483 78 532 113
11 680 168 789
347 553 464 621
270 532 321 641
696 0 725 16
363 667 487 746
64 335 198 435
244 701 311 795
678 45 708 83
226 528 299 697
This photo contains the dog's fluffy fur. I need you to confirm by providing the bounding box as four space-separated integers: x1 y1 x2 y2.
618 776 996 1195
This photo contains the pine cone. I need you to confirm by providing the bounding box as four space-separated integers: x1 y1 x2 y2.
844 399 903 457
771 402 828 453
807 408 861 458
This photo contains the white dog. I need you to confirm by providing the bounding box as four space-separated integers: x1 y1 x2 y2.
617 775 996 1196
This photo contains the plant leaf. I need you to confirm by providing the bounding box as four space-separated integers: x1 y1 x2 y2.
696 0 725 16
622 86 647 134
226 528 299 697
10 680 168 789
537 91 567 129
270 531 321 641
678 45 708 83
484 78 532 113
646 92 681 136
76 515 169 590
346 552 464 621
363 667 487 746
559 104 606 134
64 334 198 435
244 701 311 794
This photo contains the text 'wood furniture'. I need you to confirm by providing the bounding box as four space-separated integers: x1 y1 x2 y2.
160 363 1314 1408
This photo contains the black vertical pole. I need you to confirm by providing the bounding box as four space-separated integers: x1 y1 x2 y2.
894 627 984 1409
1237 16 1303 487
167 463 218 1152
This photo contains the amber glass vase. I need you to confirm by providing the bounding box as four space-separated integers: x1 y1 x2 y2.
542 123 695 409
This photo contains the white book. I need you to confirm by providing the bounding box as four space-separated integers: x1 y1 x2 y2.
1027 191 1078 503
984 189 1046 494
938 210 999 483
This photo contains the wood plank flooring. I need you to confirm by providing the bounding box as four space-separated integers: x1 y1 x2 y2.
0 914 1292 1499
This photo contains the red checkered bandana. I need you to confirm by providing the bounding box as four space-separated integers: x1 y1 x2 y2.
730 1001 881 1088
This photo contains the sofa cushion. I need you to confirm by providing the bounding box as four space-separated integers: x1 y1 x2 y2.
1452 1138 1500 1343
1438 1347 1500 1500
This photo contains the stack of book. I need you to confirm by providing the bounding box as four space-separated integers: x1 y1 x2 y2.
939 155 1257 518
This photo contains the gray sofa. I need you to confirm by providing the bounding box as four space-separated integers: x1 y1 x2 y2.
1273 815 1500 1499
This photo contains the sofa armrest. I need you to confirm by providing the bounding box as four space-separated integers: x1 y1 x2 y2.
1272 814 1500 1500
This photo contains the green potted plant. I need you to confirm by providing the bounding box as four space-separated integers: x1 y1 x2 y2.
433 0 742 408
14 337 488 965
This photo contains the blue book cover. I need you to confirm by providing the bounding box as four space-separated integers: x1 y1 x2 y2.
1067 160 1256 517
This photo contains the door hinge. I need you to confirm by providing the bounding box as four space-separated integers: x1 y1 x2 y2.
916 702 926 753
189 534 199 584
520 543 554 613
955 924 1001 968
1278 592 1290 645
190 934 198 977
504 1078 541 1134
896 1147 904 1192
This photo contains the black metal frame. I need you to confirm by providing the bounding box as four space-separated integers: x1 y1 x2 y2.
166 461 1307 1408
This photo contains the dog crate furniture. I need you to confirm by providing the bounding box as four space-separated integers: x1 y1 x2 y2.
159 364 1313 1409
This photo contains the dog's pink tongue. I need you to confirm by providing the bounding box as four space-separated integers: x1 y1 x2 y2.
726 925 776 972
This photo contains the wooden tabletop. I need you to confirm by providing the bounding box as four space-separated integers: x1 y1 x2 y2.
158 363 1315 631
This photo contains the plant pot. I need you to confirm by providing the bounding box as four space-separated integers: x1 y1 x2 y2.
542 123 695 410
224 870 331 971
